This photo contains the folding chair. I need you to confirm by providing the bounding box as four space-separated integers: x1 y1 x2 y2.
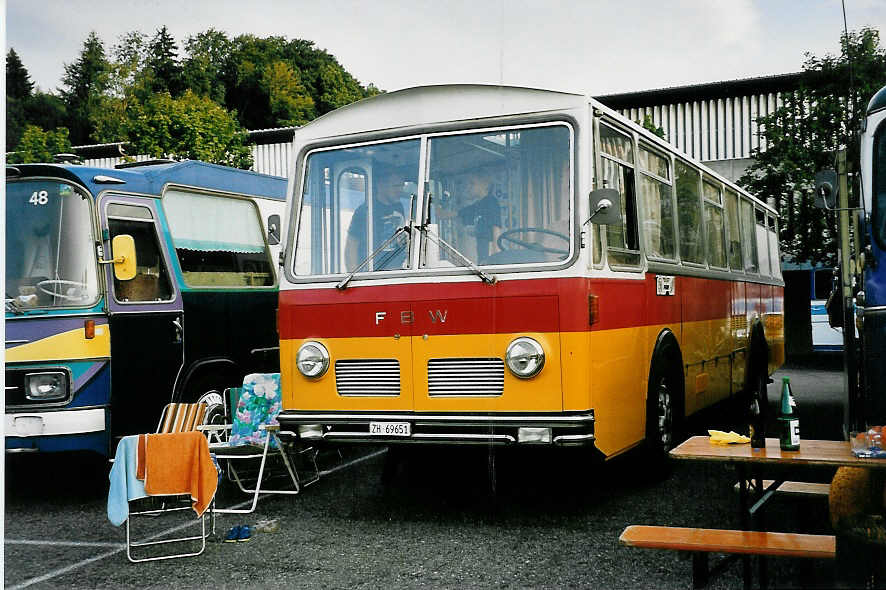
109 432 218 563
202 372 317 514
156 402 207 434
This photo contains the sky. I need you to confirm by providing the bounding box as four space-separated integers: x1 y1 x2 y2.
5 0 886 97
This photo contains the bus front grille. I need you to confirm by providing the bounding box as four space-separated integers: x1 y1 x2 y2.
427 358 504 396
334 359 400 396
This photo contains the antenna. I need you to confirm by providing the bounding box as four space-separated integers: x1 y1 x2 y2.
841 0 855 117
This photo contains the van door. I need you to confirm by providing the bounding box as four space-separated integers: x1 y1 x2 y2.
99 195 184 437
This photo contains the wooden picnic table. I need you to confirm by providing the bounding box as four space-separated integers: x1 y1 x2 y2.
671 436 886 469
669 436 886 589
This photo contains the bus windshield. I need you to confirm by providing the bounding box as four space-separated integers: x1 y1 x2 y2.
293 124 572 277
5 180 100 310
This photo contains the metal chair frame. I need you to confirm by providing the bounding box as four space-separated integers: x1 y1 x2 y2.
201 423 318 514
125 498 213 563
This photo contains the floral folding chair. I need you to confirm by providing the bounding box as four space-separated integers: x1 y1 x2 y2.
202 373 315 514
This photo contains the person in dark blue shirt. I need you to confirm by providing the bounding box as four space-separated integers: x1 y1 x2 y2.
457 168 502 262
345 169 407 271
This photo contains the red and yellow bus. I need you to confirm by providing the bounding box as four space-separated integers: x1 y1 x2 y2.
276 85 783 460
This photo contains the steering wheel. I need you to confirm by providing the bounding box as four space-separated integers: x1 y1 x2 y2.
36 279 89 302
497 227 570 255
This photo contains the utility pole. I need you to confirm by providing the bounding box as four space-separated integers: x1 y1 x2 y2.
837 149 862 433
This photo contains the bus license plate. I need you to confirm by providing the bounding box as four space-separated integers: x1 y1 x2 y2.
369 421 411 437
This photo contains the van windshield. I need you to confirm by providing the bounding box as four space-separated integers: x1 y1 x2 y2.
874 122 886 250
5 180 100 310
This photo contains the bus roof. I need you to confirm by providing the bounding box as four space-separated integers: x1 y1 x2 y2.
292 84 589 141
6 160 287 201
868 85 886 116
291 83 775 216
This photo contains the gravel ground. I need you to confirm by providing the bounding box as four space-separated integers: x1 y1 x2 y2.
4 363 845 589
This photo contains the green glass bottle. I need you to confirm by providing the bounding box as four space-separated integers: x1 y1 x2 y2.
778 376 800 451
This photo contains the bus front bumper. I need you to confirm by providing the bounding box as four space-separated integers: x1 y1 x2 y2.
5 407 108 455
277 410 595 446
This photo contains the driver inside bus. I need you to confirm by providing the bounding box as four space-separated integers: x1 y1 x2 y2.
344 169 408 271
438 165 502 263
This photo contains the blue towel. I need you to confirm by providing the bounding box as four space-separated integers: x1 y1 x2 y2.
107 435 147 526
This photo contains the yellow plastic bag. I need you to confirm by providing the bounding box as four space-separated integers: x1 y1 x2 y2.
708 429 750 445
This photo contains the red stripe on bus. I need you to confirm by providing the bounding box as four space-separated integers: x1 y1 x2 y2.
278 276 782 339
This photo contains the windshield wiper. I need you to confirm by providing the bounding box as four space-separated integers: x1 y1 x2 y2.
418 192 496 285
336 193 417 291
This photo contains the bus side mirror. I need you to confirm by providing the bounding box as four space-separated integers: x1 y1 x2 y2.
814 169 838 210
587 188 622 226
267 214 281 246
107 234 137 280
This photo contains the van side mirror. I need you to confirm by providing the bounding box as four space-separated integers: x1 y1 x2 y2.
814 169 838 210
101 234 137 280
587 188 622 226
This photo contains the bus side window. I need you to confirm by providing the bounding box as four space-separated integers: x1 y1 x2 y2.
724 188 743 270
637 143 675 261
755 208 770 275
107 204 173 302
600 123 640 267
163 190 274 287
675 159 704 264
703 178 726 268
740 199 758 273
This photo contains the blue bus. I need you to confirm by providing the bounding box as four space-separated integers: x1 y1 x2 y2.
5 160 286 456
860 85 886 424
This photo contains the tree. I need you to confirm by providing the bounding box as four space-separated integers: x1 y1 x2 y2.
122 90 253 168
60 31 110 144
7 49 34 149
7 125 72 164
739 28 886 265
7 48 33 100
182 29 232 104
260 61 315 126
146 26 184 96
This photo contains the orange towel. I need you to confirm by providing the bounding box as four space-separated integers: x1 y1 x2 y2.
144 431 218 517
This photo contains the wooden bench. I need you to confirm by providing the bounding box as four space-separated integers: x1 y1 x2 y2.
619 525 836 588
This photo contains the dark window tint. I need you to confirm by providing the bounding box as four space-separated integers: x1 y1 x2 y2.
108 212 173 302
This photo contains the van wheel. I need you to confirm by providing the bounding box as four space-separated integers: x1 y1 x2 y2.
645 350 682 466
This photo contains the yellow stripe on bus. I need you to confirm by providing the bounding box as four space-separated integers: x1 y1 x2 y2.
5 325 111 363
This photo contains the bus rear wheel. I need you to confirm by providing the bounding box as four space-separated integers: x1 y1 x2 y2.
645 350 682 467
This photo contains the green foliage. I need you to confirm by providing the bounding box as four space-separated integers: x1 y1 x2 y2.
60 31 111 145
640 114 666 139
8 125 72 164
122 90 253 169
260 61 315 126
739 27 886 265
182 28 231 104
7 49 67 150
7 49 34 100
146 26 184 96
11 27 381 163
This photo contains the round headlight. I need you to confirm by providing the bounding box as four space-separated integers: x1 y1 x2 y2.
505 337 545 378
296 341 330 378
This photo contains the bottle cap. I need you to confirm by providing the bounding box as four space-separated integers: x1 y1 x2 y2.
782 376 790 383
